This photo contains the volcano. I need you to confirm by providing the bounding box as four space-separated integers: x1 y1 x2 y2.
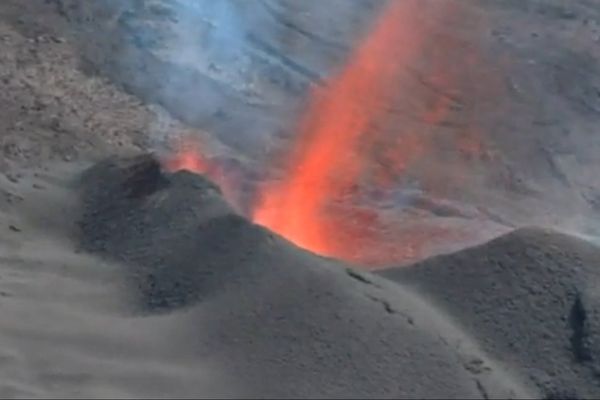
1 0 600 398
75 153 600 398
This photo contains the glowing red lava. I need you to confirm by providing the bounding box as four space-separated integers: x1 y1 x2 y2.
166 1 496 267
163 138 209 174
252 1 431 261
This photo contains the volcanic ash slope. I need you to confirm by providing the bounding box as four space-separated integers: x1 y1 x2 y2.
75 154 532 398
380 227 600 399
0 161 242 398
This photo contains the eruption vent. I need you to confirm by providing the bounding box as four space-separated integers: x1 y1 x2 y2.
164 138 209 174
163 138 239 208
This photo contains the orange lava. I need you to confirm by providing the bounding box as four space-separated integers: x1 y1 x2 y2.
163 138 209 174
252 1 430 261
165 1 498 267
163 137 238 207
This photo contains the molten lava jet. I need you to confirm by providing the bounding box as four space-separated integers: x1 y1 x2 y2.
166 1 497 267
252 1 435 262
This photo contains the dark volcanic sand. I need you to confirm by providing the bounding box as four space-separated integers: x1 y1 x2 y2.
3 151 598 397
380 228 600 399
76 154 533 398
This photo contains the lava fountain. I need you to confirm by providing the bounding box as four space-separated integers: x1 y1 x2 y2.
252 1 436 261
166 0 496 267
